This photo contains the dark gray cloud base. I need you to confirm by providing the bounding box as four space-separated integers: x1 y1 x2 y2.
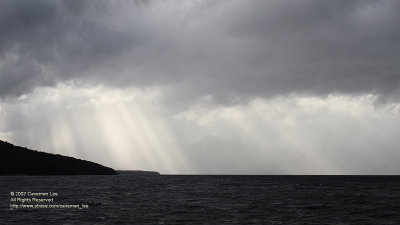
0 0 399 102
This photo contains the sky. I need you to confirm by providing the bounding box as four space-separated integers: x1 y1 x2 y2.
0 0 399 174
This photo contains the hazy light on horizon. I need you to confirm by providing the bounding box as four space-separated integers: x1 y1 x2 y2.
1 84 399 174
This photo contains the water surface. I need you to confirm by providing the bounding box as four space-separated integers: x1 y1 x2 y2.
1 175 399 224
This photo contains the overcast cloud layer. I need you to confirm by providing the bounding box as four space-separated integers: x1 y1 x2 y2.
1 0 399 101
0 0 399 174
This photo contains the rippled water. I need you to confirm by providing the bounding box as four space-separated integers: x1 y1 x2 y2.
1 175 400 224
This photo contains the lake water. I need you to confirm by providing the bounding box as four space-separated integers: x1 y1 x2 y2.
1 175 399 224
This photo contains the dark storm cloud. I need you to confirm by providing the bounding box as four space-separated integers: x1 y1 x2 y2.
0 0 399 102
221 0 400 98
0 0 139 97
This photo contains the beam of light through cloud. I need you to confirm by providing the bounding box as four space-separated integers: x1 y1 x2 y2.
0 84 399 174
0 84 190 173
174 95 400 174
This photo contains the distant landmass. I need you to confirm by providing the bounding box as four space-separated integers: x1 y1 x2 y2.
0 140 117 175
117 170 161 176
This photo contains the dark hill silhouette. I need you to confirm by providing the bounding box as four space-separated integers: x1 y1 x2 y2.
0 140 117 175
